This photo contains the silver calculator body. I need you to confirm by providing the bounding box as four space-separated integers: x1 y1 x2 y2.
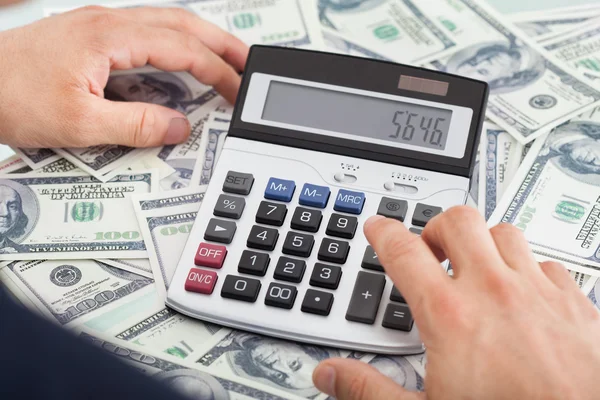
166 46 488 354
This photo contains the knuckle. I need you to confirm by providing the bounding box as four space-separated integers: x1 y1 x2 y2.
443 205 482 224
77 5 108 14
87 11 121 29
379 229 422 265
132 107 157 147
490 223 523 240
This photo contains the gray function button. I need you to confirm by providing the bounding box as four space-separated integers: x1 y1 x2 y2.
204 218 237 244
361 246 383 272
377 197 408 221
222 171 254 195
214 194 245 219
382 303 414 331
412 203 443 227
346 271 386 324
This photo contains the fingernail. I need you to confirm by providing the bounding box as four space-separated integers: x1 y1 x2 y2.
314 365 336 397
165 118 190 144
364 215 385 228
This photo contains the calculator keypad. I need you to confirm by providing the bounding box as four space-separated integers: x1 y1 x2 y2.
183 168 448 351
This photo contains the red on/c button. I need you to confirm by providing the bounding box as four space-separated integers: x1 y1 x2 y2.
185 268 217 294
195 242 227 269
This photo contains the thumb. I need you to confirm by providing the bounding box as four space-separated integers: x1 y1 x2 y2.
87 97 191 147
313 358 425 400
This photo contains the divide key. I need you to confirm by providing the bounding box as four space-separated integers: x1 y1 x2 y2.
334 189 365 215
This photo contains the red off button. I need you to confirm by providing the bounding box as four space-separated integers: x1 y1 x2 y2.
185 268 218 294
195 242 227 269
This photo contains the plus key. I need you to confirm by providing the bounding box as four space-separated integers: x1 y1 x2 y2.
195 242 227 269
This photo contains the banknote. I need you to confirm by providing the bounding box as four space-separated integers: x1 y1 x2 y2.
585 277 600 311
318 0 462 64
0 155 28 174
107 304 222 359
428 0 600 144
77 330 303 400
191 117 230 186
512 14 600 43
3 259 154 327
8 157 80 175
543 21 600 82
132 186 206 298
467 141 481 209
489 113 600 276
195 330 365 399
113 152 176 182
322 29 391 60
0 265 43 313
182 0 325 49
98 258 153 278
0 171 156 260
13 147 60 169
157 98 232 191
479 122 523 220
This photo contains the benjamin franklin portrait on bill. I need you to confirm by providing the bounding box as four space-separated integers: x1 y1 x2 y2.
444 41 545 94
0 181 37 253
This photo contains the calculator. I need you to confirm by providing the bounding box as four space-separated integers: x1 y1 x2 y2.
166 46 488 354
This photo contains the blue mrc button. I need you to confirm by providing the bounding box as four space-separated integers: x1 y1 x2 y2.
264 177 296 202
334 189 365 214
299 183 330 208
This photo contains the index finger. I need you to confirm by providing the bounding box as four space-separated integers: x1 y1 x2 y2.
364 215 450 314
117 7 249 72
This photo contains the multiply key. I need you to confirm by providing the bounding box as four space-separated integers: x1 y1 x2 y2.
194 242 227 269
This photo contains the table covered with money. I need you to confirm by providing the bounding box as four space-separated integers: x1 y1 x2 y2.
0 1 600 398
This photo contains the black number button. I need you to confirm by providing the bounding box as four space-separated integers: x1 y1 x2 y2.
238 250 270 276
326 213 358 239
317 238 350 264
273 257 306 283
290 207 322 232
282 231 314 257
361 246 383 272
256 201 287 226
301 289 334 316
264 282 298 309
247 225 279 251
213 194 245 219
310 263 342 290
221 275 261 303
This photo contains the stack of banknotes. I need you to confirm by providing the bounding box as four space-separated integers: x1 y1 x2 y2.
1 1 600 398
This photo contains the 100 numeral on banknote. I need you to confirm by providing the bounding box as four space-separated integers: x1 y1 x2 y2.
0 172 156 260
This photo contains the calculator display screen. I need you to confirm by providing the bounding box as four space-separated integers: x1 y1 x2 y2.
262 81 453 151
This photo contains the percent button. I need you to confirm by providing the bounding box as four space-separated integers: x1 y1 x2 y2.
214 194 246 220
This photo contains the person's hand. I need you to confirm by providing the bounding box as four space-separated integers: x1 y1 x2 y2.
0 6 248 148
313 206 600 399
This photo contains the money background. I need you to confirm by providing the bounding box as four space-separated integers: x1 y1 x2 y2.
1 1 600 398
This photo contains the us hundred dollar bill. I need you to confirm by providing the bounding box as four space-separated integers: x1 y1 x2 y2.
478 121 523 220
0 171 156 260
318 0 462 64
543 21 600 82
322 29 391 60
489 113 600 276
2 259 154 327
182 0 325 49
132 186 206 298
428 0 600 144
191 116 230 186
157 97 232 191
106 304 223 360
194 330 368 399
511 13 600 43
77 330 302 400
98 258 153 278
12 148 60 169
